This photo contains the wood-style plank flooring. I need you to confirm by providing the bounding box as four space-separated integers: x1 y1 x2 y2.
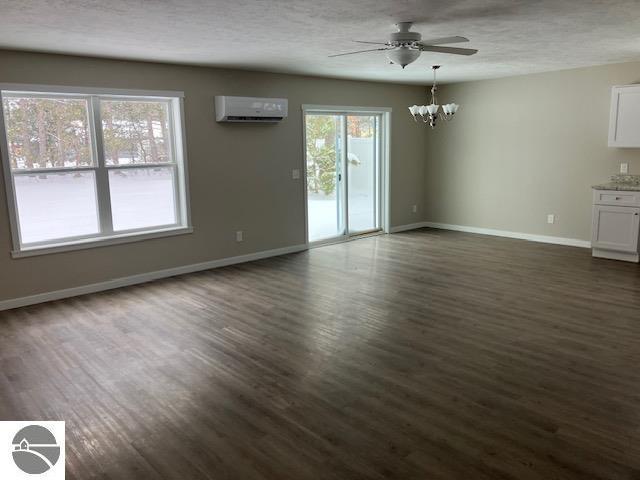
2 228 640 479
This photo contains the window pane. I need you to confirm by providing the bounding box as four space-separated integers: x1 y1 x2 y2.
101 100 173 165
347 115 379 233
2 95 94 170
109 167 177 231
306 114 344 242
14 171 100 244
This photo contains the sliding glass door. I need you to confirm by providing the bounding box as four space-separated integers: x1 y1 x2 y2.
305 110 383 243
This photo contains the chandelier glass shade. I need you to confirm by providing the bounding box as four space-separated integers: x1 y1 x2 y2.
409 66 459 128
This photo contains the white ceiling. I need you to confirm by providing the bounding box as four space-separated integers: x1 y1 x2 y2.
1 0 640 85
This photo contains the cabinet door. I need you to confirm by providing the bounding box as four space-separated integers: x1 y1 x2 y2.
592 205 640 252
609 85 640 147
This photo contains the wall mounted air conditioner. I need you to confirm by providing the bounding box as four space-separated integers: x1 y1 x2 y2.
215 96 288 123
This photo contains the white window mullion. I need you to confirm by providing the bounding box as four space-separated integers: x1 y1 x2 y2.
341 114 349 236
168 99 184 226
173 97 190 227
89 96 114 235
0 96 23 252
169 163 180 227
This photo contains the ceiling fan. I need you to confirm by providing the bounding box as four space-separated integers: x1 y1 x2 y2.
329 22 478 68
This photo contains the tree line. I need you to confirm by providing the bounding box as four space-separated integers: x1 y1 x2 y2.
3 97 171 170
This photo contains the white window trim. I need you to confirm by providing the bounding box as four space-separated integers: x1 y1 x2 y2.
0 84 192 258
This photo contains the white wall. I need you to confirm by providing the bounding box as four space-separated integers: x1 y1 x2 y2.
424 61 640 242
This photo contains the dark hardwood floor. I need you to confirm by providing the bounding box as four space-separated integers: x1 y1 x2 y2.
2 228 640 479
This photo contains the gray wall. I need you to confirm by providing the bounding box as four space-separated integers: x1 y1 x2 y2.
424 61 640 242
0 50 427 302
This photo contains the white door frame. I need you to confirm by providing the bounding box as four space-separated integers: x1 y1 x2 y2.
301 104 391 247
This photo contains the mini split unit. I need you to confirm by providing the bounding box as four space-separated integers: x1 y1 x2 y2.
215 96 288 123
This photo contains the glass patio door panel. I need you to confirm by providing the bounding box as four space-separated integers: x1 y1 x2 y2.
347 115 379 234
305 110 382 243
306 114 345 242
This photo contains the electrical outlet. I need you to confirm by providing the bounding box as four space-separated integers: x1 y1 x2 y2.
547 214 555 224
236 230 243 242
620 163 629 174
412 205 418 213
292 169 300 179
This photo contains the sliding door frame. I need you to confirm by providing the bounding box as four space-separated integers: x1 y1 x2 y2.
302 104 391 247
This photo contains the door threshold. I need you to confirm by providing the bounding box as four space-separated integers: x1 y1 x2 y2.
351 229 383 238
308 230 384 249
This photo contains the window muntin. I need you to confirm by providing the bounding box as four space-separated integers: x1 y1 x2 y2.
0 88 189 253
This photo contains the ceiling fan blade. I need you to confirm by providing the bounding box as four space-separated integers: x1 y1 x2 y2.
419 36 469 46
353 40 389 45
328 47 392 58
419 45 478 56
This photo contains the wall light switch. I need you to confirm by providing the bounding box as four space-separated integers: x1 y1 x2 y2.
412 205 418 213
547 214 555 224
620 163 629 174
292 169 301 180
236 230 243 242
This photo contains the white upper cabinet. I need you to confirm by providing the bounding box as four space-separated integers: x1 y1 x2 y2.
609 85 640 147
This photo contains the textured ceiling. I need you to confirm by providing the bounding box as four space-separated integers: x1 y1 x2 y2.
1 0 640 84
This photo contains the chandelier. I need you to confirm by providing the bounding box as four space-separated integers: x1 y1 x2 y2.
409 65 459 128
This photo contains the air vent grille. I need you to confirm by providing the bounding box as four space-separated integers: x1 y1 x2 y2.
226 116 284 122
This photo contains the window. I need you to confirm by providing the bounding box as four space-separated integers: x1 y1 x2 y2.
0 86 190 256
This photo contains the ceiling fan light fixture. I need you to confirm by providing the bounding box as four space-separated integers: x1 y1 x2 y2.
328 22 477 68
386 47 420 68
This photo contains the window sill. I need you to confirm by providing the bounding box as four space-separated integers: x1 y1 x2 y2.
11 226 193 258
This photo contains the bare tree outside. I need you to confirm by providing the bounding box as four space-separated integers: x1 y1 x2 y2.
2 96 93 169
101 100 172 165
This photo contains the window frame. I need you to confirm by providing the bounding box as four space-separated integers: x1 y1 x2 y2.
0 84 192 258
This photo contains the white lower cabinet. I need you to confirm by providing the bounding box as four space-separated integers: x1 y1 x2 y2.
591 191 640 262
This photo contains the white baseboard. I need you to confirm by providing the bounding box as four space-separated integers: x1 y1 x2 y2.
0 222 592 312
391 221 591 249
0 244 308 312
389 222 429 233
592 248 639 263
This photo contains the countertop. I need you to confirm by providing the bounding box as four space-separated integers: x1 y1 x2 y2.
592 174 640 191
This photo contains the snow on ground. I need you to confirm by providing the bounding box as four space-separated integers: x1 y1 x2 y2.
14 169 176 244
13 170 375 246
307 192 376 242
